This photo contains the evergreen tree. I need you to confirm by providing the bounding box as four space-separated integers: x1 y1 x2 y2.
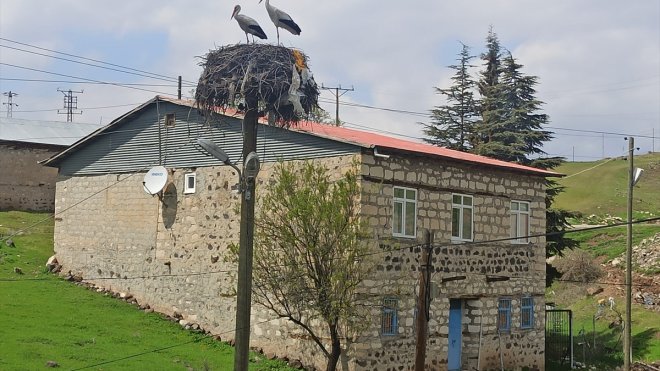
473 26 508 152
423 43 478 151
424 28 577 282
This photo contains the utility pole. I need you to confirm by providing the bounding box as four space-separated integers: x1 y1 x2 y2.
57 89 83 122
624 137 635 371
234 94 259 371
320 84 353 126
415 230 433 371
178 76 182 100
2 91 18 118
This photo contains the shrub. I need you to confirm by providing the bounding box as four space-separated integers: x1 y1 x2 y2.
554 249 603 283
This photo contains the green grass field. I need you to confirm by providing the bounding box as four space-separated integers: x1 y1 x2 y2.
568 224 660 260
0 211 293 371
554 153 660 219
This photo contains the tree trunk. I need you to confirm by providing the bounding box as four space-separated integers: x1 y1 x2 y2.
326 321 341 371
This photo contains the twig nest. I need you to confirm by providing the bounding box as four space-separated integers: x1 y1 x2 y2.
195 44 319 125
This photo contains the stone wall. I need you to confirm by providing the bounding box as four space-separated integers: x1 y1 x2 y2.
53 154 360 370
0 142 62 211
53 151 548 370
353 153 547 371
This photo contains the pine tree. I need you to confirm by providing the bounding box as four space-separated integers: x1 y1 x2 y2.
423 43 479 151
473 27 509 155
424 27 577 282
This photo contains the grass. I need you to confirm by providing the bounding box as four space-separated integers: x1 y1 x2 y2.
569 224 660 260
546 283 660 369
554 152 660 219
0 211 294 371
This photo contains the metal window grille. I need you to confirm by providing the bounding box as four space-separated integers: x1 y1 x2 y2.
498 298 512 332
521 296 534 329
382 298 398 336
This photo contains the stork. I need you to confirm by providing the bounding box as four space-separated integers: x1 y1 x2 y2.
231 5 268 43
259 0 301 44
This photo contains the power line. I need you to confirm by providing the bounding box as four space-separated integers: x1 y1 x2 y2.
0 77 196 88
0 37 196 85
0 62 176 96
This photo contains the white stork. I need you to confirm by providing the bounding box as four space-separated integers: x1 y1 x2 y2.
259 0 301 44
231 5 268 43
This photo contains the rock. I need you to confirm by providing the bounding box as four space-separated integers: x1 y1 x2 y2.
611 257 622 267
211 255 219 263
6 238 15 248
45 360 59 368
13 267 23 275
179 319 189 327
46 255 58 266
145 308 154 313
587 286 604 296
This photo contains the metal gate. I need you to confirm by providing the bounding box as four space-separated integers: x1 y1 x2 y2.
546 309 573 368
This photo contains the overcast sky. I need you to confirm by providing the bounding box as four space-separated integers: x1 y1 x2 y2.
1 1 658 162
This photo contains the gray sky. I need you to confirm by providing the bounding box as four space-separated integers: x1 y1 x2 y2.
1 1 658 161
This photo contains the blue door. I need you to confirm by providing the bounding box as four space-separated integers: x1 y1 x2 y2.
448 299 462 371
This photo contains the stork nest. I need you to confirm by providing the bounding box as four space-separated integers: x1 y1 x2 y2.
195 43 319 125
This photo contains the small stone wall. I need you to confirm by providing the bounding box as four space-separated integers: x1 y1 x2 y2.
0 142 62 211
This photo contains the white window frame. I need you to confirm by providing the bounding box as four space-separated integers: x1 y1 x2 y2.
184 173 196 194
510 200 530 244
392 186 417 238
451 193 473 242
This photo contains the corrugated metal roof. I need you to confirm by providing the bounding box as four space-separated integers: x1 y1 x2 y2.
288 122 561 177
45 96 561 177
0 117 101 146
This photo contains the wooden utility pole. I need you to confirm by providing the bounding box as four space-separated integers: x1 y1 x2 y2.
320 84 353 126
415 230 433 371
234 95 259 371
624 137 634 371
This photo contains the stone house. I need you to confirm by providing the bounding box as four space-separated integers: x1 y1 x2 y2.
44 96 558 370
0 117 98 211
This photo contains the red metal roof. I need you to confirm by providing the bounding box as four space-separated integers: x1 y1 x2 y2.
288 121 561 177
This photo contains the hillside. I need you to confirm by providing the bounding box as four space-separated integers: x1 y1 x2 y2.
553 152 660 219
548 152 660 368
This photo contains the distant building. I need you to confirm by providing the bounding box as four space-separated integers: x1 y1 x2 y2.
0 117 99 211
45 96 558 370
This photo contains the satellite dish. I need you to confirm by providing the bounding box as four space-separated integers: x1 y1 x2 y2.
143 165 168 195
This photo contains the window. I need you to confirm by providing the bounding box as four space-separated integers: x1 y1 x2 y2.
498 298 512 332
184 173 196 194
521 296 534 329
393 187 416 238
165 113 176 128
511 201 530 243
381 298 398 336
451 194 473 241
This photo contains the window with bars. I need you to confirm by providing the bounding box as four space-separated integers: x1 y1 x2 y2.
452 194 473 241
521 296 534 329
381 298 398 336
393 187 417 238
510 200 530 243
498 298 512 332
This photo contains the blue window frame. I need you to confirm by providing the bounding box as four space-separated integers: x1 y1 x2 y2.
521 296 534 329
498 298 512 332
382 298 398 336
